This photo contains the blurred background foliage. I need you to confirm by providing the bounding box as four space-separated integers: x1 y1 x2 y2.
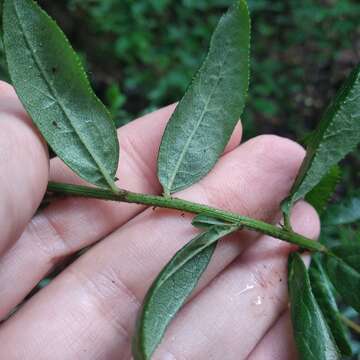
2 0 359 186
16 0 358 202
1 0 360 355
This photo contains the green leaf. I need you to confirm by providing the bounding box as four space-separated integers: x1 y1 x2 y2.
326 244 360 313
300 130 316 147
157 0 250 195
305 165 341 215
191 213 234 229
288 253 340 360
322 190 360 226
309 255 352 356
132 225 237 360
3 0 119 190
282 64 360 215
328 244 360 273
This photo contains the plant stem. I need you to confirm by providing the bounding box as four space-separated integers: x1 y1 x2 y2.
47 181 327 253
339 314 360 335
283 211 293 232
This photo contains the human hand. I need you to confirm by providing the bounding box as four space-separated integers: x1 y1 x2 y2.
0 81 319 359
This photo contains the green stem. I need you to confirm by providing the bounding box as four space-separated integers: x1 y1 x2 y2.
283 211 293 232
47 182 327 253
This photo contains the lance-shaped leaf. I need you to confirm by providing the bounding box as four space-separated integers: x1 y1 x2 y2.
309 255 352 356
288 253 340 360
325 244 360 313
282 64 360 215
3 0 119 190
322 190 360 226
191 213 234 229
132 225 238 360
157 0 250 195
305 165 341 215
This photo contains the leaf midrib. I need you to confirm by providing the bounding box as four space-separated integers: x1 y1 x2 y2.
291 68 360 204
12 0 115 189
166 54 228 193
156 226 235 288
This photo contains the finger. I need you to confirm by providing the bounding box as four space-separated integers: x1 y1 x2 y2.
0 81 48 255
155 202 320 360
0 107 242 319
51 109 242 185
247 311 297 360
0 135 305 359
0 104 177 319
224 120 242 152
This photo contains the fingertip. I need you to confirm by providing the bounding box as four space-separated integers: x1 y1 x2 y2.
0 81 16 97
247 135 305 170
0 91 49 254
224 120 243 153
290 201 321 241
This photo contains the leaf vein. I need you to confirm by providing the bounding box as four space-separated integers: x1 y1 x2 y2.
13 1 115 190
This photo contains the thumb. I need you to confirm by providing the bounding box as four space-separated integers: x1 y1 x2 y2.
0 81 49 255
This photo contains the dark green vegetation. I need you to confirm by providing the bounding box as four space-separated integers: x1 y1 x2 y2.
1 1 359 136
1 0 360 359
289 253 340 360
309 255 352 356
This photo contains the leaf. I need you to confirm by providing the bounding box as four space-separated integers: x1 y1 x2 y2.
300 130 316 147
191 213 234 229
157 0 250 195
282 64 360 215
132 225 237 360
328 244 360 272
305 165 341 215
309 255 352 356
288 253 340 360
3 0 119 190
325 244 360 313
322 190 360 226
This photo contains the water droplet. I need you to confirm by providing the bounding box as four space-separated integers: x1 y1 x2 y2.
254 295 262 306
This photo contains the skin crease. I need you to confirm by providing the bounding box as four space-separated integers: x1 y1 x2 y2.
0 81 320 359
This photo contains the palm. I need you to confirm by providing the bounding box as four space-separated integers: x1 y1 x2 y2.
0 81 318 359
